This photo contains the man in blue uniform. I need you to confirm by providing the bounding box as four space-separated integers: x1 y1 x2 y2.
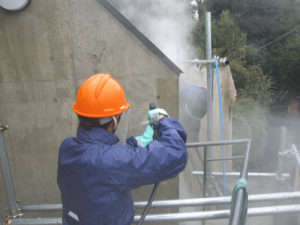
57 73 187 225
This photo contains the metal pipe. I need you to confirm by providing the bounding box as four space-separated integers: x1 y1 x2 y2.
278 127 287 178
182 58 229 65
10 218 62 225
241 139 251 179
20 192 300 211
21 204 62 211
230 139 251 225
186 139 250 148
133 204 300 222
187 139 250 201
204 11 213 200
291 144 300 169
206 156 244 162
192 171 290 178
137 192 300 208
203 145 208 198
182 59 215 64
211 176 224 197
187 138 251 225
9 205 300 224
0 125 19 215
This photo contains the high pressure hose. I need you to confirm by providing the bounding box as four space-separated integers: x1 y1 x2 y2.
136 183 159 225
136 103 160 225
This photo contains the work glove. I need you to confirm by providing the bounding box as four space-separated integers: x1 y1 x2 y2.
136 108 169 147
148 108 169 125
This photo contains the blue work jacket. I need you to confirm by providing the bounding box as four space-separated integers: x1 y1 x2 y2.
57 117 187 225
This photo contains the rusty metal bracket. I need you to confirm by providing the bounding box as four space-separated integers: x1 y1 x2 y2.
2 201 23 225
0 125 8 132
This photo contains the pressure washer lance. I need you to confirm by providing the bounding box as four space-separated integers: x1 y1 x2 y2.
136 103 160 225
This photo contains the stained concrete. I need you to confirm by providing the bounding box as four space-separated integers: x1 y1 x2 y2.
0 0 179 220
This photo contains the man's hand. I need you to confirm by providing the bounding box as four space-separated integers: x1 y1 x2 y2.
150 108 169 125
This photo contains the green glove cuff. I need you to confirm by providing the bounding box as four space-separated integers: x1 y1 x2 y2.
136 125 155 147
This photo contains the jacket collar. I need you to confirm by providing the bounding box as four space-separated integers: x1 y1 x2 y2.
76 124 119 145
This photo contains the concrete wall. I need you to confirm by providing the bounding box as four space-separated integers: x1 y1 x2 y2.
0 0 179 217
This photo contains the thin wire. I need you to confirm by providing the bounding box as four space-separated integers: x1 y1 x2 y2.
232 26 300 62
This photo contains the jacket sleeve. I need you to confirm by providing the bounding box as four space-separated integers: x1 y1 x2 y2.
99 117 188 191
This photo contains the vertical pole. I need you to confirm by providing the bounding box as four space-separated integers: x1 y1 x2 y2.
291 145 300 191
0 125 18 215
274 127 287 225
278 127 287 179
203 11 213 225
203 11 213 198
230 139 251 225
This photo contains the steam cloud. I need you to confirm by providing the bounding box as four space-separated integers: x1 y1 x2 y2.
109 0 196 65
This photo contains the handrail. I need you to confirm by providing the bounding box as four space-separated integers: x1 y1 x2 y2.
20 192 300 211
9 204 300 224
186 139 251 225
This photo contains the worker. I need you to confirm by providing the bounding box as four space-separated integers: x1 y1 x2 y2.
57 73 188 225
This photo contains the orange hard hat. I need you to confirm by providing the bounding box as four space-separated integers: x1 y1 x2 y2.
73 74 130 118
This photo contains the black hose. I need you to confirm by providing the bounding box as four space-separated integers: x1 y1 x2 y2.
137 103 160 225
136 183 159 225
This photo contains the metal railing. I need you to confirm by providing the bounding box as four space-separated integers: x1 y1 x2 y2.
1 126 252 224
0 125 23 223
19 192 300 211
5 192 300 224
186 139 251 225
2 125 300 224
7 203 300 224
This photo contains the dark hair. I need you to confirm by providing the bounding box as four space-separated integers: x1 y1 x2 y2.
78 115 111 130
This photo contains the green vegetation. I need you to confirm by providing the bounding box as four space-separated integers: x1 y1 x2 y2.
192 0 300 170
201 0 300 95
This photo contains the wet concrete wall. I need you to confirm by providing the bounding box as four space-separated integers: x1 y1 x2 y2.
0 0 179 218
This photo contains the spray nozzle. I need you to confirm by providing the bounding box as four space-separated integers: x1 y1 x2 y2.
149 103 157 110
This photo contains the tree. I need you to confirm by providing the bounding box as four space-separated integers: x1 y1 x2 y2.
193 10 274 104
211 11 247 60
204 0 300 96
261 29 300 94
192 9 274 169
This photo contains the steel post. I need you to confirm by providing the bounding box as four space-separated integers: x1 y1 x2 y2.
278 127 287 178
292 144 300 169
0 125 18 215
204 11 213 199
230 139 251 225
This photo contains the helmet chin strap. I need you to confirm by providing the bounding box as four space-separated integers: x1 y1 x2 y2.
112 116 118 133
